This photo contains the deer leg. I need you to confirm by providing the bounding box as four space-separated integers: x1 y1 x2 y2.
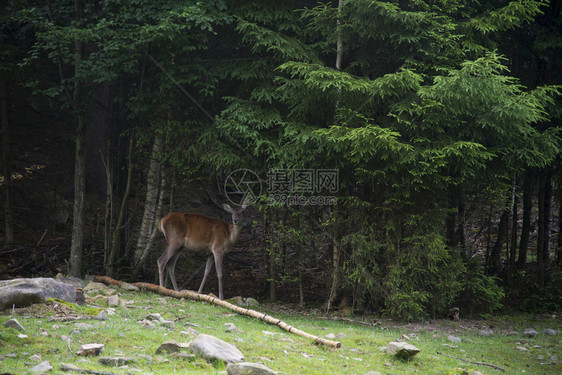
157 243 181 289
198 255 214 294
213 252 225 300
167 252 182 291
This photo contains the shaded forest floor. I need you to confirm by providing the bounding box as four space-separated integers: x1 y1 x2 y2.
1 280 561 374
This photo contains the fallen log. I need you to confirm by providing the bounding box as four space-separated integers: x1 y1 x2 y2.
93 275 341 349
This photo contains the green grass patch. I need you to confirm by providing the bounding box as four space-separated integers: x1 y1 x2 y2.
0 287 560 374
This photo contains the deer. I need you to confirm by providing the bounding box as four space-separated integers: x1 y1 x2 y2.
156 203 247 300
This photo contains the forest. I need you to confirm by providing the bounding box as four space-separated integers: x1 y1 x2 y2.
1 0 561 321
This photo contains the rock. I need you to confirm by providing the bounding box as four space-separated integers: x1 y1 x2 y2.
543 329 557 336
29 354 42 362
61 363 82 371
468 371 485 375
98 356 136 366
0 278 76 310
95 310 109 320
77 343 105 356
336 333 346 339
226 296 259 307
107 295 119 307
386 342 421 359
138 354 153 362
225 323 239 333
325 333 336 339
182 327 200 336
146 313 164 322
156 340 185 354
83 282 114 295
478 329 493 336
516 346 528 351
523 328 538 337
139 319 156 327
161 320 176 329
30 360 53 373
189 334 245 363
119 282 139 291
447 335 462 343
364 372 382 375
226 362 277 375
3 318 25 331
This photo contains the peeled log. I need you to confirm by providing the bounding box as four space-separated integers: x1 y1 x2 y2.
93 275 341 349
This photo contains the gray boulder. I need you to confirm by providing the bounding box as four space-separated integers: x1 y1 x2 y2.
0 278 76 310
30 361 53 373
386 342 421 359
189 334 245 363
227 362 277 375
543 329 557 336
523 328 538 338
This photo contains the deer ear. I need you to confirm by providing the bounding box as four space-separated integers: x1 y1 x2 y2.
222 203 233 213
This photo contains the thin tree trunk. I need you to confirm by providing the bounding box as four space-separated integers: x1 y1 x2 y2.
508 179 518 284
542 167 552 265
69 4 86 276
487 198 510 275
132 133 163 267
517 170 534 270
107 136 133 276
557 178 562 266
132 165 167 278
70 112 86 276
1 63 13 247
327 215 342 311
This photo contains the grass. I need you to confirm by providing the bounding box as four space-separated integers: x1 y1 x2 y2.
0 283 561 374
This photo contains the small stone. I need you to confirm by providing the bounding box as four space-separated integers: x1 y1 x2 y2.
523 328 538 337
139 319 155 327
386 342 421 358
95 311 109 321
161 320 176 329
336 333 346 339
364 372 382 375
537 355 544 360
225 323 239 333
60 363 81 371
543 329 557 336
516 346 528 351
77 343 105 356
550 355 558 361
18 334 28 339
226 362 277 375
107 295 119 307
30 360 52 373
385 362 392 367
468 371 485 375
3 318 25 331
325 333 336 339
181 327 200 336
29 354 42 362
448 335 462 343
156 340 183 354
478 329 493 336
98 356 136 366
146 313 164 322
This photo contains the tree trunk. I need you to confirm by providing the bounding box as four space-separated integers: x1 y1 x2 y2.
132 164 167 278
69 8 86 276
107 135 133 276
70 112 86 276
537 167 552 285
487 198 510 275
517 170 534 270
507 179 518 284
132 133 163 268
1 63 13 247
